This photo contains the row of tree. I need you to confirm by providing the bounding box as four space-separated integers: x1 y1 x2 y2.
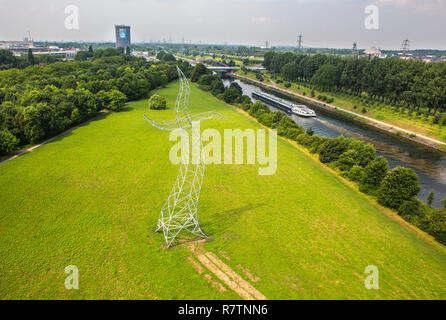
0 48 187 154
0 49 62 70
263 51 446 116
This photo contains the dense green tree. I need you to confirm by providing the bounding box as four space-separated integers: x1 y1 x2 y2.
229 82 243 95
222 87 241 103
342 165 364 183
211 79 225 96
190 63 209 82
397 198 428 226
198 74 217 86
263 51 446 116
281 63 299 81
359 156 389 194
318 136 349 163
337 149 360 171
423 210 446 245
0 54 178 151
27 49 35 66
311 64 338 90
75 51 94 61
427 190 435 207
0 129 19 154
23 105 44 143
378 166 420 209
0 50 17 68
99 90 127 111
249 101 270 118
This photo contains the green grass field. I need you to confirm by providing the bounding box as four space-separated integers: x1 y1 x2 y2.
1 81 446 299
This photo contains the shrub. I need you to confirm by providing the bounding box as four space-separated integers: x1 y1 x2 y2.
255 72 264 82
241 103 252 111
198 85 211 92
106 89 127 111
239 95 252 105
398 198 428 226
284 82 291 88
318 136 349 164
347 139 376 167
148 94 167 110
309 136 327 154
359 156 389 194
284 127 305 140
249 101 270 118
198 74 217 86
423 210 446 245
258 112 275 127
341 165 364 183
223 87 242 104
0 129 19 154
272 111 286 124
296 133 313 147
377 166 420 209
337 149 360 171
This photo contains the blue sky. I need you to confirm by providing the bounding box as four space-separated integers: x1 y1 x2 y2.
1 0 445 49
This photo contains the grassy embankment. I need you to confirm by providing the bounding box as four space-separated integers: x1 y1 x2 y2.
1 81 446 299
235 69 446 143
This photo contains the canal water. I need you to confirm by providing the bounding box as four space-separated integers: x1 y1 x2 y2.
223 78 446 208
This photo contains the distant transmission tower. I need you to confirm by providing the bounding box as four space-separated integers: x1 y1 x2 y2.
401 38 410 58
297 34 303 53
352 42 358 56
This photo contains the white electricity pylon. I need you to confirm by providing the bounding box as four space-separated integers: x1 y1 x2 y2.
143 67 225 247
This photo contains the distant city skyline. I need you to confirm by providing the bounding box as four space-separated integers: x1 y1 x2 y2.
0 0 445 49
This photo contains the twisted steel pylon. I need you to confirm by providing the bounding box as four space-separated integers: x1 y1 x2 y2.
143 67 225 247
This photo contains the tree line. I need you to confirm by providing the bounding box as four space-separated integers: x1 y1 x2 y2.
263 51 446 120
190 63 446 245
0 48 187 154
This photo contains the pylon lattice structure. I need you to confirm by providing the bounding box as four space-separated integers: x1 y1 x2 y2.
297 34 303 53
143 67 225 247
401 39 410 58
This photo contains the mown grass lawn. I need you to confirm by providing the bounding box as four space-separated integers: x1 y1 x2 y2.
1 81 445 299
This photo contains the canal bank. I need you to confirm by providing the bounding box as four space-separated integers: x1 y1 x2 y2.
223 76 446 208
231 73 446 152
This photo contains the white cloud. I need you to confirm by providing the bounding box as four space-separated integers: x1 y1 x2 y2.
376 0 445 12
250 16 273 24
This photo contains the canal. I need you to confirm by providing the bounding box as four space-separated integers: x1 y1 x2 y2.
223 78 446 208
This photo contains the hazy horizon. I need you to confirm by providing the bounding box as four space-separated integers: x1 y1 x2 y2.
1 0 445 50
